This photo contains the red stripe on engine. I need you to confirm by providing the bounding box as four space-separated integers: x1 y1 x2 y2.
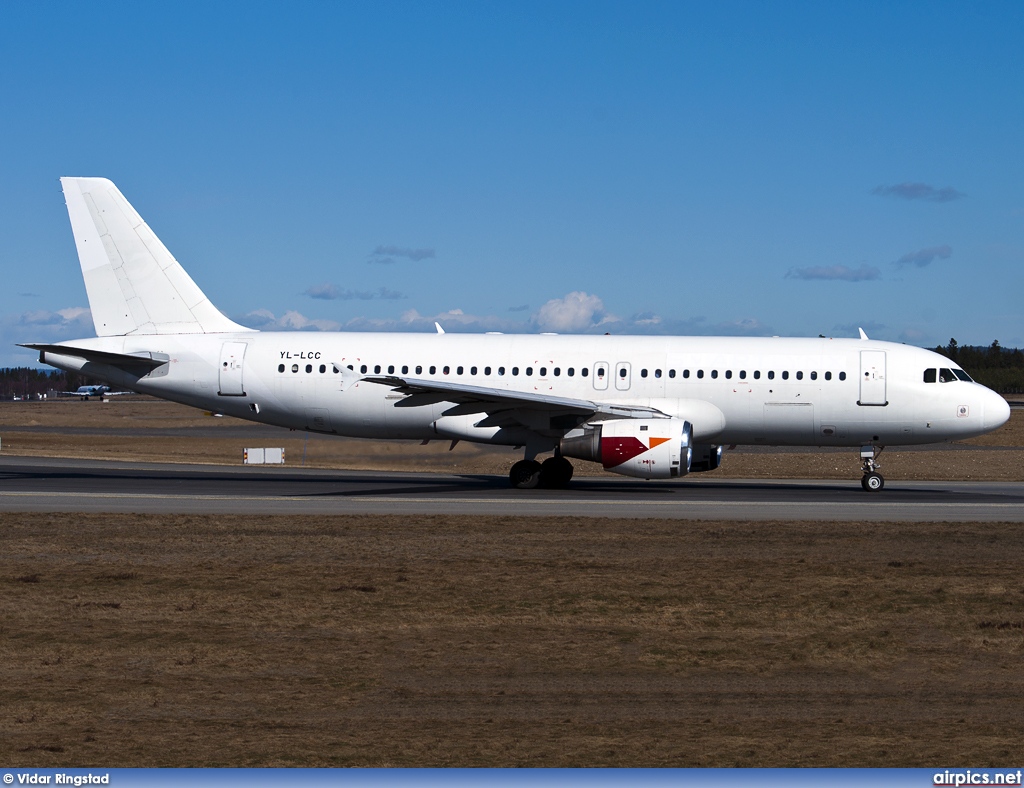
601 436 649 468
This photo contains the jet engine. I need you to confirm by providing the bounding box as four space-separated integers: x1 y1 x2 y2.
689 444 723 473
559 418 693 479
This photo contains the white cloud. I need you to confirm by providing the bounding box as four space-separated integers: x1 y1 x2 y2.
532 291 614 332
894 245 952 268
785 264 882 282
237 309 340 331
872 183 965 202
0 306 95 366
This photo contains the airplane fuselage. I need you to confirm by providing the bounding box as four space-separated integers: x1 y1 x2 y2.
41 331 1008 449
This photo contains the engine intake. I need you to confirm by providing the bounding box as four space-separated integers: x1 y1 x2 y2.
559 418 693 480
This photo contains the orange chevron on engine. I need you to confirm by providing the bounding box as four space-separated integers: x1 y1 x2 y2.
648 436 670 449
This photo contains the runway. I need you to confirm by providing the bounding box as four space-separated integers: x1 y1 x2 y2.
0 456 1021 521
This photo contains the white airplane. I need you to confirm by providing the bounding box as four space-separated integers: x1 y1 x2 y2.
21 178 1011 491
56 384 129 400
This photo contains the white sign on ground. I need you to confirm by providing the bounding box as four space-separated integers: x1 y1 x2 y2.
243 448 285 465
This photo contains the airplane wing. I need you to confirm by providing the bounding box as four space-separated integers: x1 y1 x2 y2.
350 372 669 422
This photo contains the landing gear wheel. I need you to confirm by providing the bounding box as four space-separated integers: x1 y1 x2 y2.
510 459 542 489
861 472 884 492
540 456 574 489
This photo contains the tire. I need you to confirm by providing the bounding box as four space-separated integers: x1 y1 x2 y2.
510 459 542 489
861 472 884 492
540 456 574 488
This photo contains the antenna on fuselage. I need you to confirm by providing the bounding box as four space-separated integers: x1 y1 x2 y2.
858 327 869 340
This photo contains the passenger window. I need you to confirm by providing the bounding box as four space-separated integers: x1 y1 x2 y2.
484 366 491 375
682 369 689 378
641 369 648 378
669 369 676 378
292 364 299 373
753 370 760 380
278 364 285 373
825 371 832 380
306 364 313 373
539 367 547 376
619 368 627 378
554 367 560 376
567 368 575 377
443 366 450 375
526 367 533 376
360 365 367 374
725 370 732 380
581 368 588 377
839 372 847 381
810 371 817 381
655 369 662 378
768 371 775 380
374 365 381 374
470 366 477 375
402 365 408 374
924 368 937 383
457 366 464 375
387 365 394 374
796 371 803 380
711 370 718 379
697 370 704 379
429 366 436 375
498 367 505 376
782 371 789 380
597 367 606 378
512 367 519 376
739 370 746 379
319 364 326 374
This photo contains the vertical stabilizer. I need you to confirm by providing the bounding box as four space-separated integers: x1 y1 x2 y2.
61 177 251 336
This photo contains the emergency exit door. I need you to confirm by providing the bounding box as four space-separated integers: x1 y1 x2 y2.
858 350 887 406
218 342 247 396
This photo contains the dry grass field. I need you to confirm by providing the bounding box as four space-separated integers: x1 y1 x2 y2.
2 401 1023 767
1 398 1022 480
3 513 1024 767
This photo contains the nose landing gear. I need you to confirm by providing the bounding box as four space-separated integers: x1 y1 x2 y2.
860 445 885 491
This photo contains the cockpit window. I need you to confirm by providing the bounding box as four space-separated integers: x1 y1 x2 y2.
938 368 957 383
953 368 973 382
923 369 937 383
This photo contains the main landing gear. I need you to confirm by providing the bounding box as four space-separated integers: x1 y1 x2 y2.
509 455 574 489
860 445 885 492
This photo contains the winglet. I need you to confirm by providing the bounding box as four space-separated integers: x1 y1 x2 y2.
858 327 869 340
434 322 445 334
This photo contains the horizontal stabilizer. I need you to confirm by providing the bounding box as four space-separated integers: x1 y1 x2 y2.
19 343 168 370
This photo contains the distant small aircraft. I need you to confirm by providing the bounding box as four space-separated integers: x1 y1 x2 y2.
57 385 129 400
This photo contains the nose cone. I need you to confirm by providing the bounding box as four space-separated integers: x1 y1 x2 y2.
983 390 1011 432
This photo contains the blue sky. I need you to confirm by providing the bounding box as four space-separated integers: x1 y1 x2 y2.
3 1 1023 366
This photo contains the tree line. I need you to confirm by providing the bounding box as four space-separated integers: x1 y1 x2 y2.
932 340 1024 394
0 368 101 399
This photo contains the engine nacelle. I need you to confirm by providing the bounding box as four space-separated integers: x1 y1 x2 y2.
689 443 723 473
559 418 693 480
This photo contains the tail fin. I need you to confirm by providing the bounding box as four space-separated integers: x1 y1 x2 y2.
61 177 251 336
